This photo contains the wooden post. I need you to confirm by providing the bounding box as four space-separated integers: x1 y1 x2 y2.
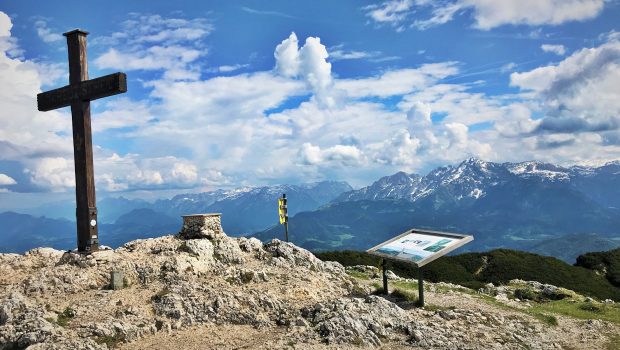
382 258 388 295
283 194 288 242
67 30 97 253
418 266 425 307
37 29 127 253
284 221 289 242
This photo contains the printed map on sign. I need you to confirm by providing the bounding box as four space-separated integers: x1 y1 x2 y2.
368 229 473 267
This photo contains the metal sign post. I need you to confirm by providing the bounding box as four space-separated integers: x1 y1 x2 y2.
418 267 424 306
278 194 289 242
368 228 473 307
382 259 388 295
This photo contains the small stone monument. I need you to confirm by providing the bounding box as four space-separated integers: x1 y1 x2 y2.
179 213 224 240
110 270 124 290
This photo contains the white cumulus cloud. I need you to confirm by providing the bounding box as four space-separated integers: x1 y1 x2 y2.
465 0 605 30
274 32 300 78
364 0 606 31
511 38 620 134
0 173 16 185
299 143 364 167
336 63 459 98
24 157 75 191
541 44 566 56
364 0 414 31
94 14 212 81
33 19 63 43
274 33 334 107
0 12 10 37
0 11 75 192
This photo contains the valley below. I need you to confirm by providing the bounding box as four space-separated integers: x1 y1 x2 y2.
3 159 620 264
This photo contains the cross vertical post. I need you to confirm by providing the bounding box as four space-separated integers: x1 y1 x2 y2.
37 29 127 253
66 30 98 253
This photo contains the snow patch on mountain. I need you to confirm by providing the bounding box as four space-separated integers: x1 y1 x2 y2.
334 158 620 204
506 161 570 181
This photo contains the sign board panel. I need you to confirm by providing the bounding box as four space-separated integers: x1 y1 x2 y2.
367 228 473 267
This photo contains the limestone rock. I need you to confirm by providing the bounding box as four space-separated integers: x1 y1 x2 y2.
307 296 409 346
182 239 214 259
264 239 345 274
2 233 617 349
25 247 64 260
213 238 245 264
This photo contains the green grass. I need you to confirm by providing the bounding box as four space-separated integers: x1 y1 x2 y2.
366 275 620 327
345 270 370 280
536 314 558 326
392 279 465 295
467 292 560 326
317 249 620 301
472 293 620 326
390 288 418 302
529 300 620 325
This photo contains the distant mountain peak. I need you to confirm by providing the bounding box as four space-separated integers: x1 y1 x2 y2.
506 161 570 181
334 157 620 205
461 156 486 165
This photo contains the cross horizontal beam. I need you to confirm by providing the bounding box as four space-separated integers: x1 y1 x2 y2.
37 72 127 112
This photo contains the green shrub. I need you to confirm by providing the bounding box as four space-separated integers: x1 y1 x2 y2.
579 302 603 313
576 248 620 288
514 288 541 302
316 248 620 301
538 314 558 326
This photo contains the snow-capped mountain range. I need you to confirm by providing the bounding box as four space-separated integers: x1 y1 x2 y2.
335 158 620 208
0 181 353 253
254 157 620 261
153 181 352 220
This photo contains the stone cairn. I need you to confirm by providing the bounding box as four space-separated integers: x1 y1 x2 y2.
179 213 224 240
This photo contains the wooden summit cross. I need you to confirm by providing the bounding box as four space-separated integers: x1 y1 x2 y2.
37 29 127 253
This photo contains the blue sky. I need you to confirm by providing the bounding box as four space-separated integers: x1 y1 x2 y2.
0 0 619 208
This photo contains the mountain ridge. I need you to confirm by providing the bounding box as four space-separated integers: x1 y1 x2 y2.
255 158 620 261
334 158 620 206
0 181 352 253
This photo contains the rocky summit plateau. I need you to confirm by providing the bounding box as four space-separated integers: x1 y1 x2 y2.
1 217 619 349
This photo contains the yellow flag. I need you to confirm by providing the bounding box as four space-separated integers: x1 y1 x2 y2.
278 198 287 224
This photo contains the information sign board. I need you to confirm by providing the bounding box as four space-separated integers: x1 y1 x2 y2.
367 228 473 267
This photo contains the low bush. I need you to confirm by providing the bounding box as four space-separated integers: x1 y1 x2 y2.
316 248 620 301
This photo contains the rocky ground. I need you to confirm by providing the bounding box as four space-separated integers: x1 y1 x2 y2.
1 229 618 349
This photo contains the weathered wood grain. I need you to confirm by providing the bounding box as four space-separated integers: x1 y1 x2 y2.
36 73 127 111
37 29 127 253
